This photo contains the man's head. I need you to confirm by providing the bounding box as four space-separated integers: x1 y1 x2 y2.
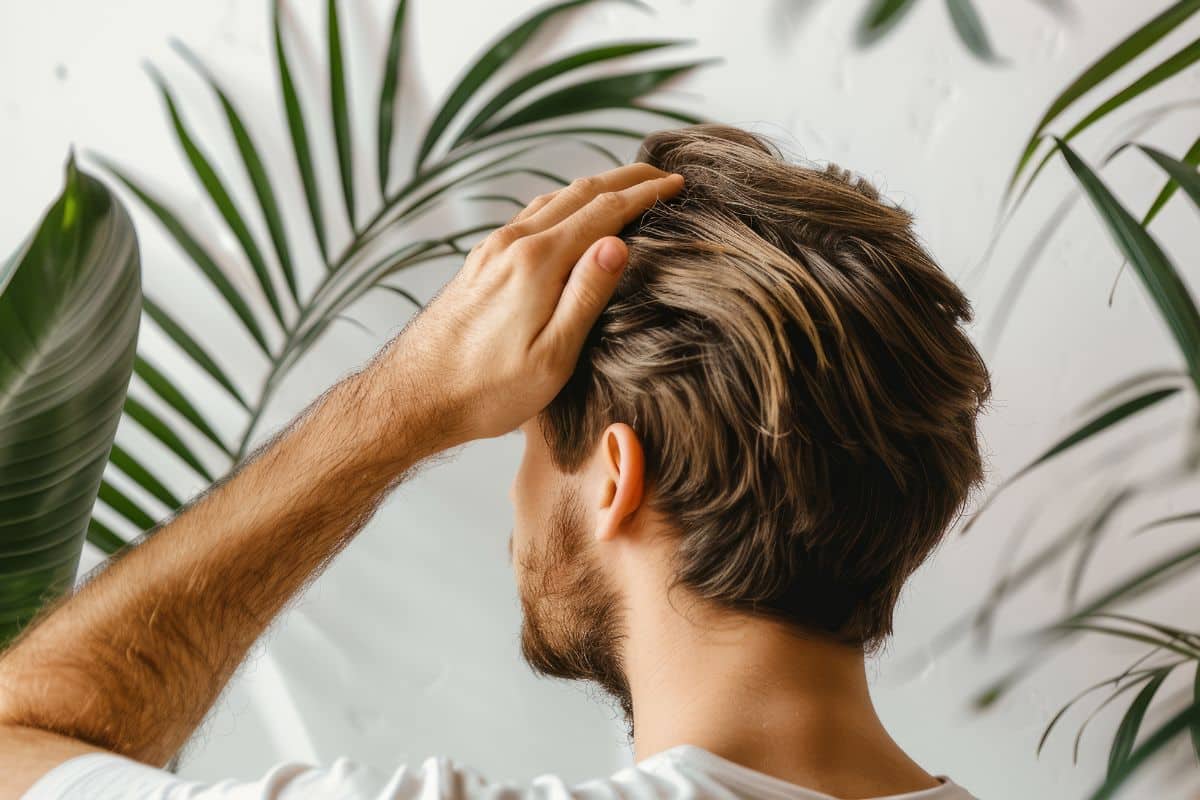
508 123 991 723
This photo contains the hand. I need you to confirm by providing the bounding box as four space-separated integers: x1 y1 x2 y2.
378 163 684 452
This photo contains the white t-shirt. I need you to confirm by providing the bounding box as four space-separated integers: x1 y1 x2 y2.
23 743 977 799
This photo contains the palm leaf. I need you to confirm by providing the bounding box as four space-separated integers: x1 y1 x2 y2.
962 387 1180 533
97 480 158 533
1007 0 1200 198
376 0 408 195
1191 665 1200 762
451 40 685 147
944 0 997 61
171 40 302 305
327 0 356 232
122 396 213 483
856 0 920 47
142 296 248 410
1133 509 1200 534
95 157 272 356
1108 669 1170 777
133 356 231 457
0 156 141 646
464 61 714 141
1039 667 1165 757
274 0 329 262
86 518 128 556
413 0 628 170
1011 38 1200 212
108 443 182 511
147 65 287 328
1059 541 1200 626
1090 700 1200 799
1057 138 1200 393
1137 143 1200 219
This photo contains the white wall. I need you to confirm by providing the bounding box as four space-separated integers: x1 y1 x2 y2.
3 0 1199 797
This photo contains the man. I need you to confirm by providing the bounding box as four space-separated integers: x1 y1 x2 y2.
0 124 990 799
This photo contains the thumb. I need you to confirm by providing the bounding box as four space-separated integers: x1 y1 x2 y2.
544 235 628 357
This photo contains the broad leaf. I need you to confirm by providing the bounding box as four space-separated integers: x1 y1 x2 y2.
0 157 141 645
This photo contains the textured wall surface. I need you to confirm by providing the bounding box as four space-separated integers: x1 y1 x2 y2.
3 1 1199 797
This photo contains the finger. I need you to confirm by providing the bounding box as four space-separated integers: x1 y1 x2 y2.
508 189 558 225
533 173 684 276
539 235 629 359
518 163 672 233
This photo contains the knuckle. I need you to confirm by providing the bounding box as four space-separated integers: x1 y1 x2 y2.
593 191 625 212
490 223 526 249
568 176 599 198
508 235 547 265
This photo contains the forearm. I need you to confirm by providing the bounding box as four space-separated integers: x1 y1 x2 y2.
0 344 437 768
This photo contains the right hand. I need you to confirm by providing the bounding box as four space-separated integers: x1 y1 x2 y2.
378 163 685 452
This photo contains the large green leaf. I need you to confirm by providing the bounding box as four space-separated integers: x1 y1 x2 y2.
0 157 141 646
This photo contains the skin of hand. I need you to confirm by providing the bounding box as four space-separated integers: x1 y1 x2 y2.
0 164 684 800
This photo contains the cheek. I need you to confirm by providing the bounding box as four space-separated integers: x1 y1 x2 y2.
511 437 552 561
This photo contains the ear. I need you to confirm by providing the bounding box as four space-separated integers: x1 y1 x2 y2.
594 422 645 542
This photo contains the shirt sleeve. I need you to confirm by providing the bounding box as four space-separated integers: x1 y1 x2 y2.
20 750 700 800
19 751 447 800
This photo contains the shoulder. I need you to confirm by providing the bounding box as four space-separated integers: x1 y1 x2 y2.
19 750 695 800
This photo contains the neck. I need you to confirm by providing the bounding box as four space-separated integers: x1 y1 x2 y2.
622 580 938 795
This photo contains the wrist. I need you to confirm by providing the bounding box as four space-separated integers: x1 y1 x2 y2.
347 343 463 472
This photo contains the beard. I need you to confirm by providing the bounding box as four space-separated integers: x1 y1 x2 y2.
516 484 633 734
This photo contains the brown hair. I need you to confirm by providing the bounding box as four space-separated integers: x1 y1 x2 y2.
540 124 992 650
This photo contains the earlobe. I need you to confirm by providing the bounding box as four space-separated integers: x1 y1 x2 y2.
596 423 645 542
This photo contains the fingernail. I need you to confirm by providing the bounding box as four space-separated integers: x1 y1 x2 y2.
597 239 627 273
